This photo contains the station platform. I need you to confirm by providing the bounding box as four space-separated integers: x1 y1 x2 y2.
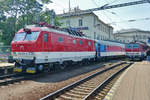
106 61 150 100
0 63 14 67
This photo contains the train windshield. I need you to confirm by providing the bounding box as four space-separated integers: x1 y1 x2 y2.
126 44 139 49
13 32 26 41
24 31 40 41
133 44 139 48
13 31 40 41
126 44 132 48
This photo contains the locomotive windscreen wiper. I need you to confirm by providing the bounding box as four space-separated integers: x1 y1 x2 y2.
23 28 31 34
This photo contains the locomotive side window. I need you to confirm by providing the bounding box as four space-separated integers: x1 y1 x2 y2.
80 40 83 45
44 33 48 42
58 37 63 42
88 41 91 46
73 40 76 44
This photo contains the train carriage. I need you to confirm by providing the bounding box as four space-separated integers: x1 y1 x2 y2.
96 40 125 60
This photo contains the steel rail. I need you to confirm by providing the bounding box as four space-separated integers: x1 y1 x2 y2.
40 61 127 100
83 62 133 100
0 76 25 86
0 73 21 80
0 71 52 86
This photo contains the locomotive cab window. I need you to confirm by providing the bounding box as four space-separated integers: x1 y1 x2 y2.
24 31 40 41
44 33 48 42
14 31 40 41
13 32 26 41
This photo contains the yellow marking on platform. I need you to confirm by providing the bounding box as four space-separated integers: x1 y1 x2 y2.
107 92 113 96
104 96 111 100
109 90 114 93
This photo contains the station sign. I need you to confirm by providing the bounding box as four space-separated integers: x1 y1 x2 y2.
70 27 89 31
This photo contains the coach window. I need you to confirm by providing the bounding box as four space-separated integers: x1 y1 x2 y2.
73 40 76 44
93 42 96 47
44 33 48 42
58 37 63 42
80 40 83 45
88 41 91 46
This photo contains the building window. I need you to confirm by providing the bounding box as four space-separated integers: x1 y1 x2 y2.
44 33 48 42
94 17 96 26
66 20 70 27
97 35 100 40
79 19 83 26
58 37 63 42
94 32 96 39
73 40 76 44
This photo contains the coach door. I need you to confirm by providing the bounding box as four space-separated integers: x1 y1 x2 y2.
97 43 101 58
43 33 50 51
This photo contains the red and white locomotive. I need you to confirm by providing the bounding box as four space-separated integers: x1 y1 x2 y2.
11 23 96 73
11 22 127 73
125 42 148 60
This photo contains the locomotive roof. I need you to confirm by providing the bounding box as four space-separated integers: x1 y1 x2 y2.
17 25 93 41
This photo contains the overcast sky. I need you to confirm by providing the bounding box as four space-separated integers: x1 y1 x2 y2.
45 0 150 31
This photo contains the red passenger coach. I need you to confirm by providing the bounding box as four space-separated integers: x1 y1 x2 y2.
11 23 96 73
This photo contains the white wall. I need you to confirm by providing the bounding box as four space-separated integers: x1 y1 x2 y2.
59 13 114 40
114 31 150 43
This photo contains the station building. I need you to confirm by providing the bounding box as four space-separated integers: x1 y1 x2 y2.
57 8 114 40
0 30 3 45
114 29 150 43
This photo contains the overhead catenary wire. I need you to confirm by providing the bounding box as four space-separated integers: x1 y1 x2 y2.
91 0 113 22
108 17 150 24
91 0 125 29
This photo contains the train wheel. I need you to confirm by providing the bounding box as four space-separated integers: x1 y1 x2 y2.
59 64 66 70
37 65 44 72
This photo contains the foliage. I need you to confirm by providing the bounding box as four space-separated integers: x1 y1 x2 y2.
0 0 62 45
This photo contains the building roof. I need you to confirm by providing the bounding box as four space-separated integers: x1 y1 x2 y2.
114 28 150 34
57 10 93 17
57 9 113 29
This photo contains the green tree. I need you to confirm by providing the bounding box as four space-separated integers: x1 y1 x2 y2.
0 0 62 45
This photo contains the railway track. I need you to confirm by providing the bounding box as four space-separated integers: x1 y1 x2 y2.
0 73 21 80
0 66 14 75
40 62 132 100
0 73 25 86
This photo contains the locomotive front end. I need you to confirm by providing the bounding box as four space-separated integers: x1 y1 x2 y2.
11 27 40 73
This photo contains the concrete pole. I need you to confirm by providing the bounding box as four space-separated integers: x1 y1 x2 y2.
50 10 56 26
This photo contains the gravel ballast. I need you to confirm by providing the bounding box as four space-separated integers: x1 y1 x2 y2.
0 61 120 100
